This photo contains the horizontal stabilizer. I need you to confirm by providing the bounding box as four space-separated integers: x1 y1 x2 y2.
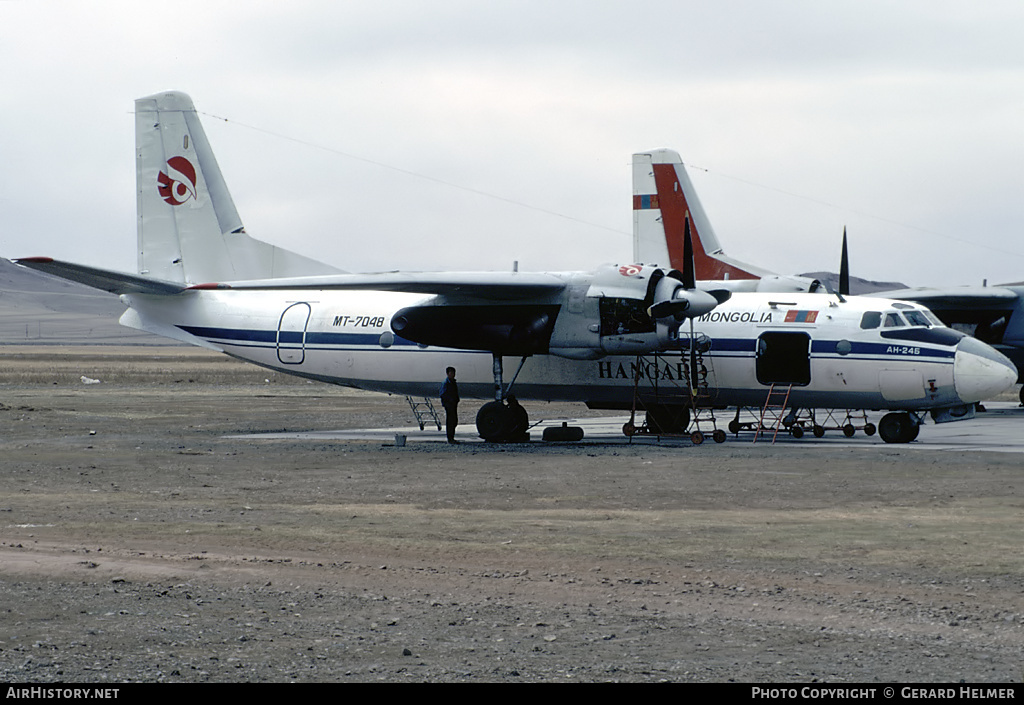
14 258 185 296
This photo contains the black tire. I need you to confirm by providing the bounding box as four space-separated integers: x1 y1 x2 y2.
908 422 920 442
542 424 584 442
813 425 826 438
508 403 529 439
712 429 726 443
791 426 804 439
646 405 690 434
690 430 704 445
879 412 917 444
842 424 856 438
476 401 512 442
864 423 876 436
728 420 741 435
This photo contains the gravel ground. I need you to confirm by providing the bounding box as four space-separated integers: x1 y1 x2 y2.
1 346 1022 683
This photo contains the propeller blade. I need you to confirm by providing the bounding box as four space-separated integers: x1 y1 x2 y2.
690 318 698 395
839 227 850 297
648 298 690 320
682 215 695 290
708 289 732 305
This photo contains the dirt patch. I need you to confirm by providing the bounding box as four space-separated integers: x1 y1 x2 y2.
1 347 1022 682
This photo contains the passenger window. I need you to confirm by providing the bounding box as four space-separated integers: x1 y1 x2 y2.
860 311 882 329
884 313 905 327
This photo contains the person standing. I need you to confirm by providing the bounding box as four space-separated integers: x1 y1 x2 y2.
439 366 460 444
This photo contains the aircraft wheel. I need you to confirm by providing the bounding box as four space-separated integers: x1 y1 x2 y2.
864 423 876 436
476 401 512 442
690 430 704 445
507 402 530 439
622 422 637 437
646 405 690 434
728 420 741 434
712 429 726 444
842 424 856 438
791 426 804 439
878 412 917 444
813 425 826 438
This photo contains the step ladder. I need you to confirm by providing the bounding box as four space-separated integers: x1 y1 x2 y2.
754 384 793 444
406 396 442 431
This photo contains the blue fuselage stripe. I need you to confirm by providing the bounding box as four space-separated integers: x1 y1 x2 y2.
177 326 957 362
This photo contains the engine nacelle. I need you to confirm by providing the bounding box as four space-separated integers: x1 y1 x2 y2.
697 274 821 294
755 274 822 293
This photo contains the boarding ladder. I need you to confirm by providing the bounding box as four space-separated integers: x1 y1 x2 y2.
625 349 723 443
406 396 442 431
754 383 793 444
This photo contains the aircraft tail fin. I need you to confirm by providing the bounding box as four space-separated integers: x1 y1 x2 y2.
632 149 767 280
136 91 341 284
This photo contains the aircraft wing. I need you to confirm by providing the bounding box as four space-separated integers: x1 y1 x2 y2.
872 286 1019 311
193 271 569 300
13 258 567 301
14 258 186 295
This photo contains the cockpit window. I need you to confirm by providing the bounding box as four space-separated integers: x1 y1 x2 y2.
883 312 905 328
860 311 882 329
903 310 932 327
923 310 944 327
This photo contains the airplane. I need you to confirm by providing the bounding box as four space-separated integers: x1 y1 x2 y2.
13 92 1017 445
632 148 1024 405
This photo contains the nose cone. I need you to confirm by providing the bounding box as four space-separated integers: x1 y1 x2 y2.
953 337 1018 403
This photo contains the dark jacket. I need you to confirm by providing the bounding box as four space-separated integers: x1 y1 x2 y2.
440 378 459 408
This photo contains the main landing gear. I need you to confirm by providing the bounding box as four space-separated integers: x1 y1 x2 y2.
877 412 921 444
476 397 529 442
475 355 531 443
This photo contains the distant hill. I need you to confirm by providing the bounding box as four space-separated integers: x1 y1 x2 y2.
0 258 175 345
800 271 907 296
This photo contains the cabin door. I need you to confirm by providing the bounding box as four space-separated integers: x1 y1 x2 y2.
756 331 811 386
277 302 311 365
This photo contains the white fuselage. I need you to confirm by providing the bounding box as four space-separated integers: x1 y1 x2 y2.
119 287 1015 413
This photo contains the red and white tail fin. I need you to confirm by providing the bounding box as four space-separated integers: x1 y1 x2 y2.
136 91 341 284
632 149 768 279
632 150 822 293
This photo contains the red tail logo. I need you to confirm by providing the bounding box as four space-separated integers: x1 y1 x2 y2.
157 156 198 206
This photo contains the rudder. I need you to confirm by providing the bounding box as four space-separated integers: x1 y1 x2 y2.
632 149 765 280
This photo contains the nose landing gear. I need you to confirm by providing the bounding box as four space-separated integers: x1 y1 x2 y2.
878 412 921 444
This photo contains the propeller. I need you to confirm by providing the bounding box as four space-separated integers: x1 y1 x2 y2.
821 226 849 302
644 215 731 397
646 216 730 321
839 226 850 298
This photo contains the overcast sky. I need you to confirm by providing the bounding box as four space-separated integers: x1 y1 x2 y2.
3 0 1023 287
